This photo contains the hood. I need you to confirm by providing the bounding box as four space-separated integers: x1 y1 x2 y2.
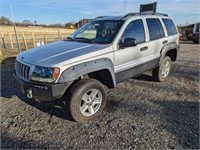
17 41 108 67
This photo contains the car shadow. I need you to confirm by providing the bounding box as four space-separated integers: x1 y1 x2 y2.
20 96 74 121
133 73 155 82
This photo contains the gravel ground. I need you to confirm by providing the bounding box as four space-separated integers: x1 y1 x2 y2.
1 42 199 149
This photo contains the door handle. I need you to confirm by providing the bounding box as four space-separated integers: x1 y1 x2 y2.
140 46 148 51
162 40 168 44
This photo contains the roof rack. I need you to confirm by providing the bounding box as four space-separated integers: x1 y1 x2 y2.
121 12 168 20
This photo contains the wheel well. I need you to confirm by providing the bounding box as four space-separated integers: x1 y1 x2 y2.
87 69 115 88
165 49 177 61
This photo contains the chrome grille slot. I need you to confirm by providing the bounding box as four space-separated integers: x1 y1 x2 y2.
15 60 31 81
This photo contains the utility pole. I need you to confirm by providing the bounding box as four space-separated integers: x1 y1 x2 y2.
10 4 21 52
57 11 61 40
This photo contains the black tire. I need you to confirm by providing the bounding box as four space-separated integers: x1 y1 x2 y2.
67 79 107 123
193 39 199 44
152 56 172 82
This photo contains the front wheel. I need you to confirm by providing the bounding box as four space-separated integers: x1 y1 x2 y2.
67 79 107 123
193 39 199 44
152 56 172 82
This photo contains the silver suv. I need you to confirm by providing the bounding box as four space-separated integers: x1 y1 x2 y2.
14 12 180 123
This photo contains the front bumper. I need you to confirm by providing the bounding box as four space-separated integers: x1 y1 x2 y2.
13 71 72 101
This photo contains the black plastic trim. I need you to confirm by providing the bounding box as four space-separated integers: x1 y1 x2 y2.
13 71 72 101
115 58 159 83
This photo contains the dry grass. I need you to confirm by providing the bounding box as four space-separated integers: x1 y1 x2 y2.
0 48 18 62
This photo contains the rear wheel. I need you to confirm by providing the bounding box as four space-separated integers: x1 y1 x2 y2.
152 56 172 82
193 39 199 44
67 79 107 123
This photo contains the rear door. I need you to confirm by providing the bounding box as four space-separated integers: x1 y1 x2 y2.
145 18 166 59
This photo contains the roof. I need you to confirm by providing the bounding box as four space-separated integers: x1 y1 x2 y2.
93 12 169 21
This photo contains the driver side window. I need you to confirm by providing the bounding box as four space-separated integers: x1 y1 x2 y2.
121 19 145 44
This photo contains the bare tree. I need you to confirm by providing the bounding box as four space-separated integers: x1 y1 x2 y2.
22 20 32 25
0 16 12 25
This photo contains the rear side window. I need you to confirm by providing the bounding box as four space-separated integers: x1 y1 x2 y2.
146 18 165 41
121 19 145 44
162 19 177 36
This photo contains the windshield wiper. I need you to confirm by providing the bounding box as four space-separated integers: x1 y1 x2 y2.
64 37 74 41
74 37 96 43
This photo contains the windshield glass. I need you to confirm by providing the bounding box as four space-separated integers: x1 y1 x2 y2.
69 20 124 44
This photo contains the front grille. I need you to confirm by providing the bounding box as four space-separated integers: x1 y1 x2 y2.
15 60 31 81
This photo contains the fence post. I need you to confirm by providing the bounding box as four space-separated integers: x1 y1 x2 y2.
1 33 6 48
0 34 3 56
8 32 14 49
31 32 36 47
22 33 28 50
44 35 47 44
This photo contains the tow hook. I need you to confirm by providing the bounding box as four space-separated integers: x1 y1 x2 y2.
26 89 33 99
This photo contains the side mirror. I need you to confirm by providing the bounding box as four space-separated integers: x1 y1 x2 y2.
119 38 137 48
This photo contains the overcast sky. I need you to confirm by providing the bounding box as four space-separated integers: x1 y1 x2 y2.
0 0 199 25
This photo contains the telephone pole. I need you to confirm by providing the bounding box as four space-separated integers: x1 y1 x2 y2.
10 4 21 52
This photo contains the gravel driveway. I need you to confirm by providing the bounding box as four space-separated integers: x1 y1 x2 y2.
1 42 199 149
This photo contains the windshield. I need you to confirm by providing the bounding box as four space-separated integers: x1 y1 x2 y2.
69 20 124 44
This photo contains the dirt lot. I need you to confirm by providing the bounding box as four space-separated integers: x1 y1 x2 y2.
0 42 199 149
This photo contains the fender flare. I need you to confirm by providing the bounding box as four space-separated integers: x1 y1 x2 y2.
159 42 179 65
58 58 116 87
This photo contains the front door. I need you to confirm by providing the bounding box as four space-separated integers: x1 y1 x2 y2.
114 19 150 82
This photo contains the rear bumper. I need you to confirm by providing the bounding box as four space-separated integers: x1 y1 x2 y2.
13 71 72 101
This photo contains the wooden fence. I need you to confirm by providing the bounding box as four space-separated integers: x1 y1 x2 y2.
1 31 73 50
0 26 75 55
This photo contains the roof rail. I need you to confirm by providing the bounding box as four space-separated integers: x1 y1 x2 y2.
94 16 108 19
122 12 138 19
121 12 168 19
151 12 168 16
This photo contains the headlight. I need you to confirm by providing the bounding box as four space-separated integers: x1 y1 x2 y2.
31 66 60 83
